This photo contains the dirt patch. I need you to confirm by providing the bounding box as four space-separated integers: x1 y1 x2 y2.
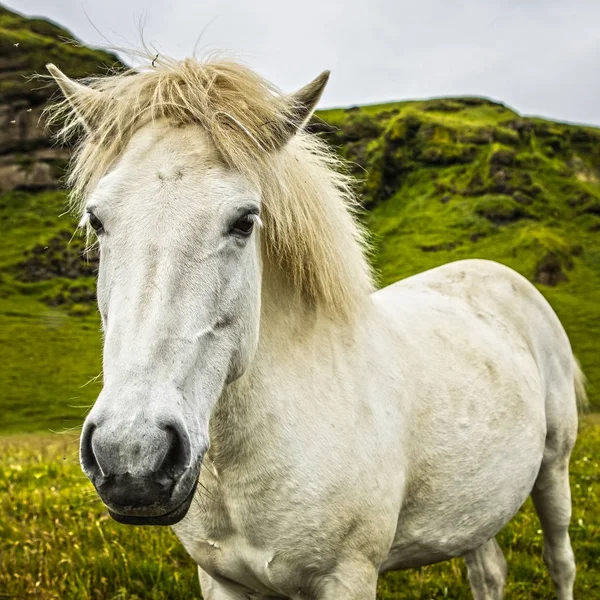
16 230 98 282
534 252 572 286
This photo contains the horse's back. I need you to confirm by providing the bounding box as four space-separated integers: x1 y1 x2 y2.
371 259 578 571
374 258 576 410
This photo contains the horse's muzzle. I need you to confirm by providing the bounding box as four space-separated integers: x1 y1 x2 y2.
80 416 201 526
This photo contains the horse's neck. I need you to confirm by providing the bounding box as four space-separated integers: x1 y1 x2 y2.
207 265 366 471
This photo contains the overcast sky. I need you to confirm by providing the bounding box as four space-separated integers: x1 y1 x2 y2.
5 0 600 125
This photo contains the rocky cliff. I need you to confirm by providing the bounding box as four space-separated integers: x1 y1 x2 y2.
0 5 120 192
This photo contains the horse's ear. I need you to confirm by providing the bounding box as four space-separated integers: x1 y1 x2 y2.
275 70 330 147
46 63 103 134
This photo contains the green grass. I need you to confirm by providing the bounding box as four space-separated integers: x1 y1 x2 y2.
1 421 598 599
0 435 197 599
0 310 101 432
0 190 102 433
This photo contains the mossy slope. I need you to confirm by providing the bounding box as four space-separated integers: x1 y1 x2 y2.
0 5 120 103
2 99 599 431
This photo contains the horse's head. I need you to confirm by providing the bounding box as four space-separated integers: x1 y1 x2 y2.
48 60 330 525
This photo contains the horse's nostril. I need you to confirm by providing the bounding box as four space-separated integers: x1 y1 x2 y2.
80 422 100 478
158 424 190 480
79 415 192 511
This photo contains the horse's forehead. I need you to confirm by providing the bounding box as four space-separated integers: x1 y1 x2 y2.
92 122 224 207
90 120 259 225
121 120 219 172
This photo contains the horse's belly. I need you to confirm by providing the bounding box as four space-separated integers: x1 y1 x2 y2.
381 497 522 571
381 427 545 572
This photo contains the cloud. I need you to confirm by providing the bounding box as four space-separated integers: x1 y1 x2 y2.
4 0 600 125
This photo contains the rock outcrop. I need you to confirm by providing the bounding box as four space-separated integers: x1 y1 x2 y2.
0 5 121 192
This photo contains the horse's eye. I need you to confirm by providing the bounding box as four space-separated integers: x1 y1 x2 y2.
88 212 104 234
231 214 255 237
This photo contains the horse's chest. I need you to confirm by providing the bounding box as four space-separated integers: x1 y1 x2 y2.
182 532 271 590
172 493 302 597
174 524 303 598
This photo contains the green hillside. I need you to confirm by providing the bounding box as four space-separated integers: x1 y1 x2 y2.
319 99 600 406
0 6 599 433
0 5 119 102
0 4 118 432
3 100 600 431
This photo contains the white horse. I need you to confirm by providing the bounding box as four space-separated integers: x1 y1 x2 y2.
47 55 586 599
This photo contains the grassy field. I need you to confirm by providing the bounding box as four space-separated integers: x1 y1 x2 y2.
1 420 598 599
0 190 103 433
1 9 599 594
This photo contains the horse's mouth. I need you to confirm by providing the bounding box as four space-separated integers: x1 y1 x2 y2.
107 479 198 526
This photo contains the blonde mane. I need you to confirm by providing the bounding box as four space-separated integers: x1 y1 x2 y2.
46 54 374 318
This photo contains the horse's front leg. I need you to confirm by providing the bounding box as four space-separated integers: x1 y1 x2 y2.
198 560 379 600
198 567 255 600
313 559 379 600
